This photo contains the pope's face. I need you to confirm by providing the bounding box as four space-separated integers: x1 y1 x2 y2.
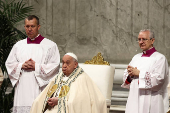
138 31 155 51
62 55 78 76
24 18 40 39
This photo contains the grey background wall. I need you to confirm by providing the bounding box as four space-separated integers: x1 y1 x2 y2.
18 0 170 64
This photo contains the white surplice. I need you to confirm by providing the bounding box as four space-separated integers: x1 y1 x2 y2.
5 38 60 113
122 52 169 113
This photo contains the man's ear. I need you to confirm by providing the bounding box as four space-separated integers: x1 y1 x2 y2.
38 25 41 30
151 38 155 44
74 62 78 68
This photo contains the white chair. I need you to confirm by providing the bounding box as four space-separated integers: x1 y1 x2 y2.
79 64 115 113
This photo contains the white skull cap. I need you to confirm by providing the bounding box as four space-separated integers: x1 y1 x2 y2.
65 52 78 61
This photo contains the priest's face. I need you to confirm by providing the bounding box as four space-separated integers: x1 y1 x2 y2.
138 31 155 51
62 55 78 76
24 18 40 39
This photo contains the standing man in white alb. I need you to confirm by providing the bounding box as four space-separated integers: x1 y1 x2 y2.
122 29 169 113
5 15 60 113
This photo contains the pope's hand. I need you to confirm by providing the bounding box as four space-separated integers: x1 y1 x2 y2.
47 97 58 107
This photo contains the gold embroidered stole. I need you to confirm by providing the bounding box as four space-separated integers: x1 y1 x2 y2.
42 66 84 113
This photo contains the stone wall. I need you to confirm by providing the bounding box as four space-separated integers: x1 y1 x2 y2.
0 69 4 88
19 0 170 64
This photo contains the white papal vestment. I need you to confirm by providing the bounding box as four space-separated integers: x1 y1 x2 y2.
5 38 60 113
122 52 169 113
30 66 107 113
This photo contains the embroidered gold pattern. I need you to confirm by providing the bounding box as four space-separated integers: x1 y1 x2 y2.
85 52 110 65
47 84 58 98
58 85 70 98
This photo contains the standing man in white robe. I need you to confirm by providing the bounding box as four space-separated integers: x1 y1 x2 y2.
5 15 60 113
30 52 107 113
122 29 169 113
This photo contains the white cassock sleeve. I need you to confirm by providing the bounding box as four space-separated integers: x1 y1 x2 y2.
5 44 23 87
138 55 169 91
34 44 60 87
121 60 133 89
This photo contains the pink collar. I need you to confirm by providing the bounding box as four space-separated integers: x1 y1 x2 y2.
27 34 44 44
142 47 156 57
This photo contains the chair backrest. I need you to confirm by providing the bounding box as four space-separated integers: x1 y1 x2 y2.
79 64 115 100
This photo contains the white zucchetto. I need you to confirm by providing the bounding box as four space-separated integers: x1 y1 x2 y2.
65 52 78 61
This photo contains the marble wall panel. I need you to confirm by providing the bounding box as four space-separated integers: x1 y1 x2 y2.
149 0 164 53
69 0 96 60
52 0 70 56
164 0 170 59
94 0 117 62
30 0 47 36
19 0 170 64
132 0 148 42
46 0 53 36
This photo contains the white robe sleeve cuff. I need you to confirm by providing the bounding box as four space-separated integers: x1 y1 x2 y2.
34 63 43 87
139 71 152 89
35 63 40 76
10 63 23 87
16 63 23 75
121 83 130 89
139 70 146 88
34 63 50 87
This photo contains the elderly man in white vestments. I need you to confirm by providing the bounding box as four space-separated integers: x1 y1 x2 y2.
121 29 169 113
30 53 107 113
5 15 60 113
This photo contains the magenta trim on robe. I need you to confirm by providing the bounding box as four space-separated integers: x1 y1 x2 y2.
27 35 44 44
142 47 156 57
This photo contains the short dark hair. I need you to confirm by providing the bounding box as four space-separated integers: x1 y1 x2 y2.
25 15 39 25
